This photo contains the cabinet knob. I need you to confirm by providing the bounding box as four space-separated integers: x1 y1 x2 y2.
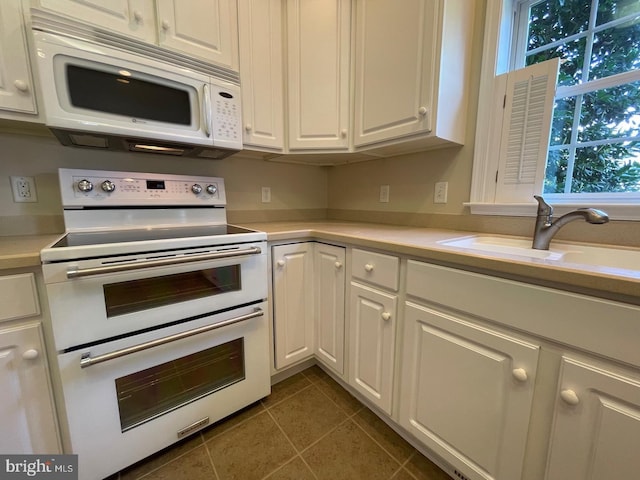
245 124 252 132
161 20 171 30
418 106 428 116
512 368 528 382
277 259 285 267
334 261 343 269
560 389 580 406
341 129 347 138
364 263 374 272
133 10 143 23
22 349 39 360
381 312 391 321
14 80 28 92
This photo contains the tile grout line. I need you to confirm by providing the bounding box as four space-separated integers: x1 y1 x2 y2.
201 432 222 480
263 404 320 480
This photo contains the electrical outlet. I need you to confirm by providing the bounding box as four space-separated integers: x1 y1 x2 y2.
434 181 448 204
10 176 37 203
261 186 271 203
379 185 390 203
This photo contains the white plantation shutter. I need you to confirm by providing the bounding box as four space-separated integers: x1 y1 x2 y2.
494 58 559 203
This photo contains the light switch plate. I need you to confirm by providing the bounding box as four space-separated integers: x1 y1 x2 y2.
434 182 448 204
379 185 390 203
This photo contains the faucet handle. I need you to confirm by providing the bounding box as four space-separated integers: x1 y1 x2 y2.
533 195 553 217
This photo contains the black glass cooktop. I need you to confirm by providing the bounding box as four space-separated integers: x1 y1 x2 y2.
51 225 257 248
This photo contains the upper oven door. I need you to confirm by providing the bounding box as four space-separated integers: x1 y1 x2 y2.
32 31 213 146
43 242 267 351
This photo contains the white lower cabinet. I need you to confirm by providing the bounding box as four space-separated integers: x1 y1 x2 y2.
314 243 346 375
0 321 60 454
349 282 398 415
272 243 315 369
545 356 640 479
400 301 539 480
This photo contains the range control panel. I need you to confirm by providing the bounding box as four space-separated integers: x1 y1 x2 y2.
59 168 226 207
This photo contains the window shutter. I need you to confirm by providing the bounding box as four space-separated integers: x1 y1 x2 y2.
494 58 559 203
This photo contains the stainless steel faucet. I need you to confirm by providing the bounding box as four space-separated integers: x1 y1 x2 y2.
532 195 609 250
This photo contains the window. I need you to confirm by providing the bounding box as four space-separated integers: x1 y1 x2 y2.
470 0 640 219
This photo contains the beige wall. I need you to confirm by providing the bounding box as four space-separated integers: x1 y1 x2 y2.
0 132 328 235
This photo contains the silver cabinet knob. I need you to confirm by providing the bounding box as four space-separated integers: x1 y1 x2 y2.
191 184 203 194
206 184 218 195
22 349 39 360
101 180 116 192
560 389 580 406
512 368 528 382
77 179 93 192
14 80 29 92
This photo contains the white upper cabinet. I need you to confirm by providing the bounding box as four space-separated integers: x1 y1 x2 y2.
0 1 37 116
37 0 157 43
352 0 474 154
156 0 239 70
238 0 284 151
35 0 239 71
286 0 351 151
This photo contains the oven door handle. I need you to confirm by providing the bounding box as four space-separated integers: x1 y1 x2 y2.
79 308 263 368
66 246 262 278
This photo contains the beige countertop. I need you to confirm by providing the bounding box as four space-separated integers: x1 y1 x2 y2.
242 221 640 304
1 221 638 304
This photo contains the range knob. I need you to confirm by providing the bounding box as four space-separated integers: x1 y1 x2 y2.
191 184 203 194
206 184 218 195
101 180 116 193
77 179 93 192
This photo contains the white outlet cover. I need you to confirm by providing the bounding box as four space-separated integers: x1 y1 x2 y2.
10 176 37 203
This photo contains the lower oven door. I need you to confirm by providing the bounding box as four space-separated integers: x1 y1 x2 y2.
43 241 266 351
54 302 269 480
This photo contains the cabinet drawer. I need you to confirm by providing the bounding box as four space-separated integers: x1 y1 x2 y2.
351 249 399 291
0 274 39 323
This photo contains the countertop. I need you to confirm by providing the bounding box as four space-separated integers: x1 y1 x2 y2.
1 221 638 304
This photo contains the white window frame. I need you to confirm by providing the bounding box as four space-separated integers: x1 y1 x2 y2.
468 0 640 220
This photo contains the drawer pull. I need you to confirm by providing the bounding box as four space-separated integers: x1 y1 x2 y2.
381 312 391 321
277 260 285 267
335 261 343 269
364 263 374 272
512 368 528 382
560 389 580 406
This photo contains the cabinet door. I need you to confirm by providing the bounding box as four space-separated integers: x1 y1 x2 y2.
238 0 284 151
400 302 539 480
286 0 351 151
545 357 640 480
352 0 437 147
0 322 59 454
314 244 346 376
272 243 314 369
157 0 239 70
349 282 397 414
38 0 156 43
0 1 37 114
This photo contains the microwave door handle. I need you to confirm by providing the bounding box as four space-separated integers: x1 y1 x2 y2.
203 83 212 137
79 308 264 368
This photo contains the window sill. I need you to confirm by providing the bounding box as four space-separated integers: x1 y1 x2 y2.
466 202 640 221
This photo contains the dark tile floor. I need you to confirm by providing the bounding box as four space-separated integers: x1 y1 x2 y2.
111 365 451 480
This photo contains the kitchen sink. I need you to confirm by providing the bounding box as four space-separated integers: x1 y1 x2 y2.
437 235 640 271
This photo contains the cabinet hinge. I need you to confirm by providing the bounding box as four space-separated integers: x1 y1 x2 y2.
503 94 507 109
495 170 499 183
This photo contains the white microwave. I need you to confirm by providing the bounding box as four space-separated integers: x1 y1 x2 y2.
31 30 242 159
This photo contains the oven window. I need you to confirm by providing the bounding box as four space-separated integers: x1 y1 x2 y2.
103 265 241 317
66 64 191 125
116 338 244 431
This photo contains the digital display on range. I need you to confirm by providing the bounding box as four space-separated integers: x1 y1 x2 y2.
146 180 166 190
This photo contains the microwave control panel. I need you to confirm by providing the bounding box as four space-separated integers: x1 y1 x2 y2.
211 84 242 150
